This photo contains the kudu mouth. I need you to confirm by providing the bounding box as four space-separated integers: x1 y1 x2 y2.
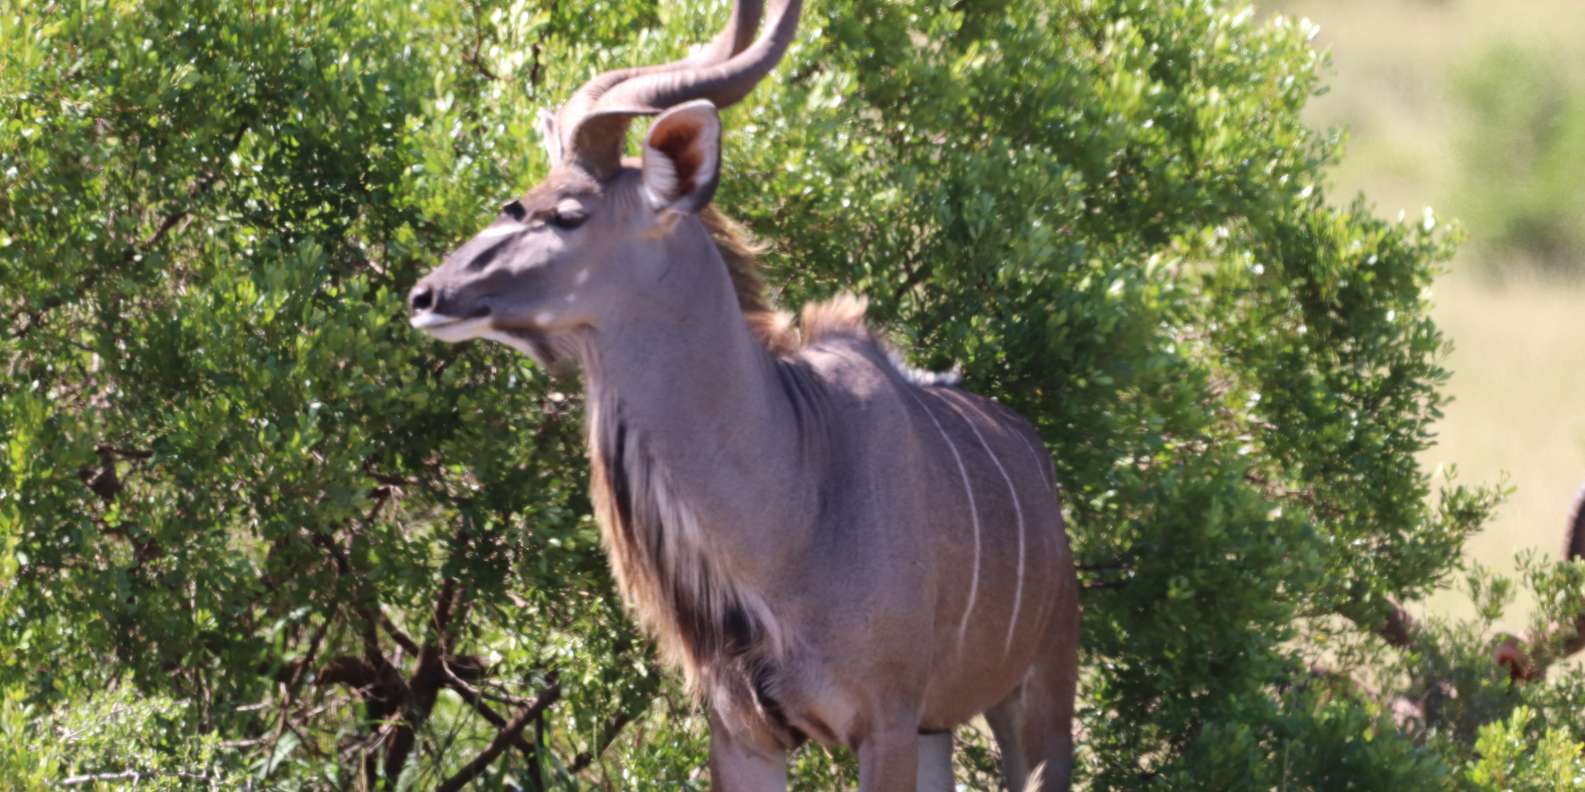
408 283 494 342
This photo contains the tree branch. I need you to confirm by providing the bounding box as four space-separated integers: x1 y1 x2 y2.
382 573 475 784
526 0 559 92
380 610 422 657
462 0 500 82
444 670 539 761
435 678 562 792
1377 599 1420 650
431 576 462 648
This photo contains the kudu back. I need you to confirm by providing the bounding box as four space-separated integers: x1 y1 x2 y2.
409 2 1079 789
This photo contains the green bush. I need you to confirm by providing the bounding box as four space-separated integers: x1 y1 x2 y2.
0 680 246 790
1466 707 1585 790
3 0 1581 788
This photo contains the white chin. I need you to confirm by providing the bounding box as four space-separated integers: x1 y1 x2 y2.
411 314 492 343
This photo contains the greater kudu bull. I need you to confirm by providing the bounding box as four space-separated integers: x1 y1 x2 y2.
408 2 1079 788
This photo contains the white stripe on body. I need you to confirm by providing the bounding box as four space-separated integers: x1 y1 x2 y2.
996 409 1067 636
903 386 983 651
932 390 1028 656
1017 428 1056 493
978 398 1064 636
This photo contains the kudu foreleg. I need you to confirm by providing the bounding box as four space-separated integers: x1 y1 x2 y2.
915 731 954 792
707 711 787 792
858 720 921 792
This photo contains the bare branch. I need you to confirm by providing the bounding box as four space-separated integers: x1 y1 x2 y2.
1075 557 1133 573
380 610 422 657
432 576 462 646
62 770 213 786
1080 578 1132 591
526 0 559 91
462 0 501 82
444 669 539 761
436 678 562 792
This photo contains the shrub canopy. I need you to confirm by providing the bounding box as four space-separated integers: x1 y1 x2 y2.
2 0 1580 788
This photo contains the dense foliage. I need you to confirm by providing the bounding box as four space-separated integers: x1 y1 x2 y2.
2 0 1582 788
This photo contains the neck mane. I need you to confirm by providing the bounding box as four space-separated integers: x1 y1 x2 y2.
701 206 876 357
578 210 830 747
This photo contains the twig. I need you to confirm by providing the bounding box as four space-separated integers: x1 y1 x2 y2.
526 0 559 92
567 707 641 774
1377 600 1419 650
443 668 539 761
462 0 500 82
435 678 562 792
61 770 213 786
1075 557 1133 573
1080 579 1132 591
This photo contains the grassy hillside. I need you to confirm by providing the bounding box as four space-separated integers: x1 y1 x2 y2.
1269 0 1585 622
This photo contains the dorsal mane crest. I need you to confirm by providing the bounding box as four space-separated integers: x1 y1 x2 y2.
700 207 872 357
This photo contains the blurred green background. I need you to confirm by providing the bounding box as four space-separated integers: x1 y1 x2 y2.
1273 0 1585 625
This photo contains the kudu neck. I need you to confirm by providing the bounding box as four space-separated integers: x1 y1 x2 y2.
580 217 810 548
585 218 773 412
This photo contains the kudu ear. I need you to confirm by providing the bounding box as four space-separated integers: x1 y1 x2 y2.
538 108 564 165
640 100 722 214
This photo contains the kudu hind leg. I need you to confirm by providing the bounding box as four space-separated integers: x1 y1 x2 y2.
1018 620 1079 791
986 691 1029 791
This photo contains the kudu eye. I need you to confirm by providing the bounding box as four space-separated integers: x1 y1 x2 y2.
502 200 527 222
551 207 589 229
548 201 588 230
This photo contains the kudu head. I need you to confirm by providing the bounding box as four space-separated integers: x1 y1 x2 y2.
408 0 801 369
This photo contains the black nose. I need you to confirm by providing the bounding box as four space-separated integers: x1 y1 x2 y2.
409 284 434 313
